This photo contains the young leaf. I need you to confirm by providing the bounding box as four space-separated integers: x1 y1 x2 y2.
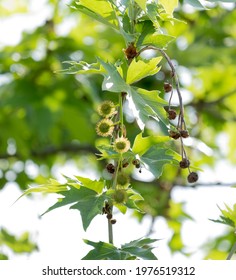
210 204 236 229
42 186 108 231
74 176 105 194
13 179 69 204
71 0 119 29
127 87 168 130
159 0 179 16
134 0 146 11
132 132 170 156
57 61 104 75
126 57 162 84
97 58 130 92
140 145 180 178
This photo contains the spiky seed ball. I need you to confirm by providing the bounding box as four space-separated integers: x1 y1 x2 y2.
96 119 114 137
113 189 128 204
179 158 190 169
164 82 172 93
97 100 116 118
167 109 177 120
113 137 130 153
169 130 180 140
187 172 198 183
117 173 129 187
180 130 189 138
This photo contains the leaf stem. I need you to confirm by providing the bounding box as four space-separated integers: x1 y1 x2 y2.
226 241 236 260
108 212 114 244
137 46 184 120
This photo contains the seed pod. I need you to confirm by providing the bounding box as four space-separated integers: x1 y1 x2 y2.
106 213 113 220
167 109 177 120
96 119 114 137
113 137 130 153
164 82 172 93
124 43 137 60
180 130 189 138
122 161 129 168
113 189 128 204
169 130 180 140
132 159 140 169
187 172 198 183
179 158 190 169
110 219 117 224
106 163 115 174
117 173 129 187
97 100 116 118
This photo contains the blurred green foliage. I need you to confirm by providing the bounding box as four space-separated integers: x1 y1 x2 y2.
0 0 236 259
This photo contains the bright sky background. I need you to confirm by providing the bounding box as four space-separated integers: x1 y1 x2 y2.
0 0 236 261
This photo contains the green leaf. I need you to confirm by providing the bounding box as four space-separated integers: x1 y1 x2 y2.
97 58 130 92
82 240 125 260
159 0 179 16
211 204 236 229
137 21 175 48
57 61 104 75
121 237 158 260
14 179 69 204
184 0 206 9
126 57 162 84
42 186 108 231
0 228 37 254
75 176 105 194
71 0 119 28
141 145 180 178
82 237 158 260
127 87 168 130
132 132 170 156
134 0 146 11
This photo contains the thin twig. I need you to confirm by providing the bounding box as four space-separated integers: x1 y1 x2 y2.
137 46 184 119
226 241 236 260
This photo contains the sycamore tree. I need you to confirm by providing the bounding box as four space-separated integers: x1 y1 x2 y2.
0 0 236 260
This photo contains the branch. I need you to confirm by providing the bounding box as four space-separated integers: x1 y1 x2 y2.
131 177 236 189
0 143 98 160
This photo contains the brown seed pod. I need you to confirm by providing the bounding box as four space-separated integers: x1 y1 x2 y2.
164 82 172 93
180 130 189 138
187 172 198 183
110 219 117 224
167 109 177 120
179 158 190 169
169 130 180 140
132 159 140 168
122 161 129 168
106 213 113 220
124 43 137 60
106 163 115 174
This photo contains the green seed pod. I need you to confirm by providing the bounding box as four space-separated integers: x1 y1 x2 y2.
113 189 128 204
